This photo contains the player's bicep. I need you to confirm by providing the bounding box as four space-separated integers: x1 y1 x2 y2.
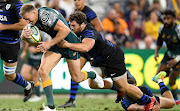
53 20 70 38
82 38 95 51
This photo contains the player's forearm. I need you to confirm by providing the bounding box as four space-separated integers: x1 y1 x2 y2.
127 104 144 111
155 45 161 54
50 29 70 47
3 19 27 30
67 43 90 52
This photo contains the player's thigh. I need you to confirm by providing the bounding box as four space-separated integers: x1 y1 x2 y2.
169 70 180 83
113 73 128 90
39 51 61 79
156 63 169 74
159 97 175 108
66 58 81 78
20 64 33 78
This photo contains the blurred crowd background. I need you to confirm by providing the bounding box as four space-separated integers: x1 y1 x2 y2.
20 0 180 49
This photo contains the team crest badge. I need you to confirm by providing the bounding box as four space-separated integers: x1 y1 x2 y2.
6 4 11 10
173 36 178 43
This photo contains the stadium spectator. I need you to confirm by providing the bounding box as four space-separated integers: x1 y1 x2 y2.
105 19 130 48
124 0 138 21
138 0 150 17
0 0 34 102
146 0 163 22
144 11 162 49
113 3 124 18
102 8 129 36
154 10 180 105
127 10 145 49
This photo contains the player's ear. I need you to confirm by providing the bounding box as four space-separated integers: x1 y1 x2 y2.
81 22 85 28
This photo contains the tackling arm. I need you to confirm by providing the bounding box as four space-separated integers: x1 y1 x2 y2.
0 19 27 31
59 38 95 52
49 20 70 47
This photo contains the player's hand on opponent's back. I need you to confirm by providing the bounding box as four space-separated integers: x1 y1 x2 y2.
167 59 178 68
37 40 52 52
57 40 69 48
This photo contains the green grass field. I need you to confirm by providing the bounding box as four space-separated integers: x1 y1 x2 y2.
0 95 180 111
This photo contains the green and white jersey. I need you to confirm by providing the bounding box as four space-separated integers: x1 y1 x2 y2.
157 23 180 58
35 7 80 44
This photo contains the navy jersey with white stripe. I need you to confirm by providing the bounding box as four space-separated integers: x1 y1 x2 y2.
0 0 23 43
80 23 116 61
81 6 97 23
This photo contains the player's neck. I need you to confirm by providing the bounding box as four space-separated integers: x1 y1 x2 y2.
79 5 85 11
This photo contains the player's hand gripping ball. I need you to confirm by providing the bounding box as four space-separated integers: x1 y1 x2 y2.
25 24 41 44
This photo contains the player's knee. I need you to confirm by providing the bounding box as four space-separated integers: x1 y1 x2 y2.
169 80 175 86
38 67 47 77
169 100 175 108
4 73 16 81
3 64 16 81
71 76 81 83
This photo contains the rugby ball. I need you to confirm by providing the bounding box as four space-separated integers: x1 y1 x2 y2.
25 24 41 43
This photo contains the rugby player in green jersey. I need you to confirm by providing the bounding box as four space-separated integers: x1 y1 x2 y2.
20 4 104 111
155 10 180 105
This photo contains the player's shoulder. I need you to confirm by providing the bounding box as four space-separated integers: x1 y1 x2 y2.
82 6 93 12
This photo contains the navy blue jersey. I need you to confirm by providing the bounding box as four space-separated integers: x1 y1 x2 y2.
80 23 116 61
121 86 153 110
0 0 23 44
81 6 97 23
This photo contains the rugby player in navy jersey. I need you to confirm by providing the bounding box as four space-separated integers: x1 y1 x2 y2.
74 0 103 32
58 0 103 107
121 72 175 111
58 11 156 110
0 0 34 102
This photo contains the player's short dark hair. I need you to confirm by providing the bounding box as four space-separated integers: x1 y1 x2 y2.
69 11 87 25
163 10 176 18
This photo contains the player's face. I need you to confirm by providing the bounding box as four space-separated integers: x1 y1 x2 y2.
23 10 38 25
74 0 85 10
70 21 82 34
163 15 174 28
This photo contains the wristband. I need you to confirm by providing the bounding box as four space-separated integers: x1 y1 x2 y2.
175 55 180 62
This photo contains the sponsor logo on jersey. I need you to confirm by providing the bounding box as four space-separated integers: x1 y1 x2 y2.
6 4 11 10
0 15 7 21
